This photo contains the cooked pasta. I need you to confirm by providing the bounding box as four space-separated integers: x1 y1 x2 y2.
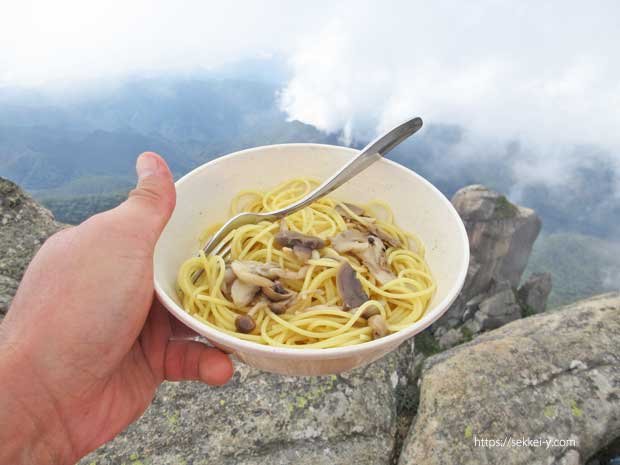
176 178 435 348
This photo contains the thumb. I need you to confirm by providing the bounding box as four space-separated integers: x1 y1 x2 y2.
120 152 176 247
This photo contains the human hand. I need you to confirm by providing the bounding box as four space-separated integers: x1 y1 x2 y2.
0 152 233 465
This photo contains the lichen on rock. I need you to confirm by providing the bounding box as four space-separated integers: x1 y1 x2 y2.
399 293 620 465
0 177 66 315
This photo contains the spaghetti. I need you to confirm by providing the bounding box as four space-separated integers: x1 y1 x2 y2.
177 178 435 348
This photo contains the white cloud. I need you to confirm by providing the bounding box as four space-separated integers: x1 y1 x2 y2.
2 0 620 166
280 0 620 157
0 0 329 86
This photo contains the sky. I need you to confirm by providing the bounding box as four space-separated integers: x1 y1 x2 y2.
2 0 620 167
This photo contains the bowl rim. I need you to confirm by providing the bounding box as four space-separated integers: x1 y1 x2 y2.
154 142 470 359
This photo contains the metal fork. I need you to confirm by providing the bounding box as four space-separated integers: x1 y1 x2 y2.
192 116 423 280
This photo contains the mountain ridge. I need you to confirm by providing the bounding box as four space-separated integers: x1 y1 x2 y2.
1 76 619 243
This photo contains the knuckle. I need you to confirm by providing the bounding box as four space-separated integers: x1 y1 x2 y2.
129 185 163 206
129 180 175 214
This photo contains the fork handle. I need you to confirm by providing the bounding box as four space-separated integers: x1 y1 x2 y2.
270 117 423 218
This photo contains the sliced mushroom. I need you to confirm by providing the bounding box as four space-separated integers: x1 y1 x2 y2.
272 265 309 281
234 297 267 333
360 303 381 318
368 314 388 339
223 265 236 284
220 265 236 297
336 206 401 248
336 261 369 309
267 298 294 315
331 230 396 285
358 235 396 285
275 230 325 250
330 229 370 254
235 314 256 333
335 202 366 217
262 281 295 302
364 223 401 249
247 297 268 317
231 260 275 287
292 245 313 262
229 259 309 285
230 279 259 307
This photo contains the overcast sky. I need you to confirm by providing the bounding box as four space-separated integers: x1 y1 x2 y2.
2 0 620 160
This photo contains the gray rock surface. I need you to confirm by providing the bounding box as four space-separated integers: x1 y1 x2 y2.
453 185 542 287
437 327 466 350
518 272 553 314
474 280 522 331
80 341 415 465
0 275 19 317
437 185 541 331
399 293 620 465
586 436 620 465
0 177 66 314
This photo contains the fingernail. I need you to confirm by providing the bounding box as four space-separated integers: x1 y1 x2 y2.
136 152 159 180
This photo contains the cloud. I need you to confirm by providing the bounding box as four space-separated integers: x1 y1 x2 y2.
3 0 620 191
602 265 620 290
280 0 620 156
0 0 329 86
6 0 620 154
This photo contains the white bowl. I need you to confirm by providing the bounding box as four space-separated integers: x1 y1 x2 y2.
154 143 469 376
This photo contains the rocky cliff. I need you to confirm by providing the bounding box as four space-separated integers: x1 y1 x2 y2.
0 177 66 314
1 177 618 465
433 185 552 350
400 292 620 465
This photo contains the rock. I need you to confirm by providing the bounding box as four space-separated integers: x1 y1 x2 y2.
438 257 485 328
391 350 429 460
399 293 620 465
0 177 66 315
461 292 487 321
586 436 620 465
518 272 553 314
461 318 482 336
437 328 465 350
436 185 542 330
80 340 416 465
453 185 541 288
474 280 522 331
0 275 19 315
440 279 523 346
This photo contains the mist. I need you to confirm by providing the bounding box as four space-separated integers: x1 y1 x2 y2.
4 2 619 150
275 0 620 229
0 1 325 86
281 1 620 146
3 1 620 224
